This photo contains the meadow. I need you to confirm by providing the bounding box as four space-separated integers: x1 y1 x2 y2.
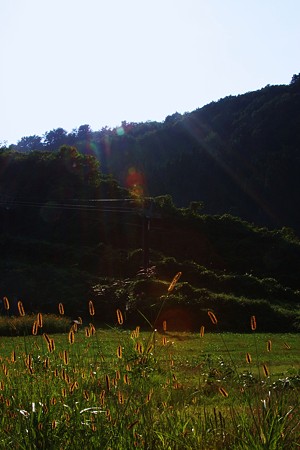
0 283 299 449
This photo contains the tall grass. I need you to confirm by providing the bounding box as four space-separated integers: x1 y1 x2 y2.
0 284 299 449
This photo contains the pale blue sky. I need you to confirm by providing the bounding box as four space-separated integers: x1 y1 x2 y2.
1 0 299 144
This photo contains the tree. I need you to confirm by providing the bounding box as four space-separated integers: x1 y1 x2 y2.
15 135 43 152
43 128 68 151
76 124 92 141
290 73 300 85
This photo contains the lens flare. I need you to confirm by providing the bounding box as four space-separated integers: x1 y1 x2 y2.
126 167 146 199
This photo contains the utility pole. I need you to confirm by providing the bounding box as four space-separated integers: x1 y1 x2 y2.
142 214 150 270
142 198 153 270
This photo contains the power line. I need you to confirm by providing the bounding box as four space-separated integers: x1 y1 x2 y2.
0 197 149 214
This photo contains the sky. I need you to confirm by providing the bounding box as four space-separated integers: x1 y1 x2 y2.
1 0 299 145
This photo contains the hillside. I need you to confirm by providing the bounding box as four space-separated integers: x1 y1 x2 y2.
7 73 300 234
0 151 299 331
1 76 300 331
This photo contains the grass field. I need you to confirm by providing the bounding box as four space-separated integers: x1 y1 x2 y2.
0 315 299 449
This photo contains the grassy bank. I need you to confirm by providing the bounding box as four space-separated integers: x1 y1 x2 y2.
0 317 299 449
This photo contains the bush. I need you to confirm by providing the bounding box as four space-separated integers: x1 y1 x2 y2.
0 314 71 336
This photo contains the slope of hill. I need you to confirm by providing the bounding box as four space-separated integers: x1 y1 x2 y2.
7 73 300 234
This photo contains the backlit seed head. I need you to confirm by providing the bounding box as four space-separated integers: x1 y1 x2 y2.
105 374 110 391
47 339 55 353
118 391 124 404
58 303 64 315
17 301 25 316
43 333 51 344
37 313 43 328
168 272 182 292
25 354 32 369
146 344 154 354
263 364 270 377
200 326 205 337
208 311 218 325
246 352 252 364
250 315 257 331
32 321 38 336
219 387 229 398
3 297 9 311
89 323 96 335
135 342 143 354
106 409 111 421
163 320 167 332
88 300 95 316
11 350 16 363
117 346 122 359
44 357 50 369
162 336 167 346
123 373 130 385
267 340 272 352
68 330 75 344
116 309 124 325
63 350 69 365
100 390 106 405
2 364 8 376
127 420 139 430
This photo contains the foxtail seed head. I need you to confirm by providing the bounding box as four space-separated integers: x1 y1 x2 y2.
88 300 95 316
68 330 75 344
116 309 124 325
63 350 69 365
263 364 270 377
168 272 182 292
250 315 257 331
11 351 16 364
17 301 25 316
117 346 122 359
219 387 229 398
32 321 38 336
105 374 110 391
3 297 9 311
208 311 218 325
37 313 43 328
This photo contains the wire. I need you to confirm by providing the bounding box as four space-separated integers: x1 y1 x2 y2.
0 197 148 214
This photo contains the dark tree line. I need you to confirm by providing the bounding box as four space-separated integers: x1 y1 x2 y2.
3 73 300 233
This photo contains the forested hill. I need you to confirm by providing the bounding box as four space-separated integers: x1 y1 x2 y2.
5 73 300 234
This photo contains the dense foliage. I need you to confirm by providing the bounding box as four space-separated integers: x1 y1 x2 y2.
4 73 300 232
1 75 300 330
